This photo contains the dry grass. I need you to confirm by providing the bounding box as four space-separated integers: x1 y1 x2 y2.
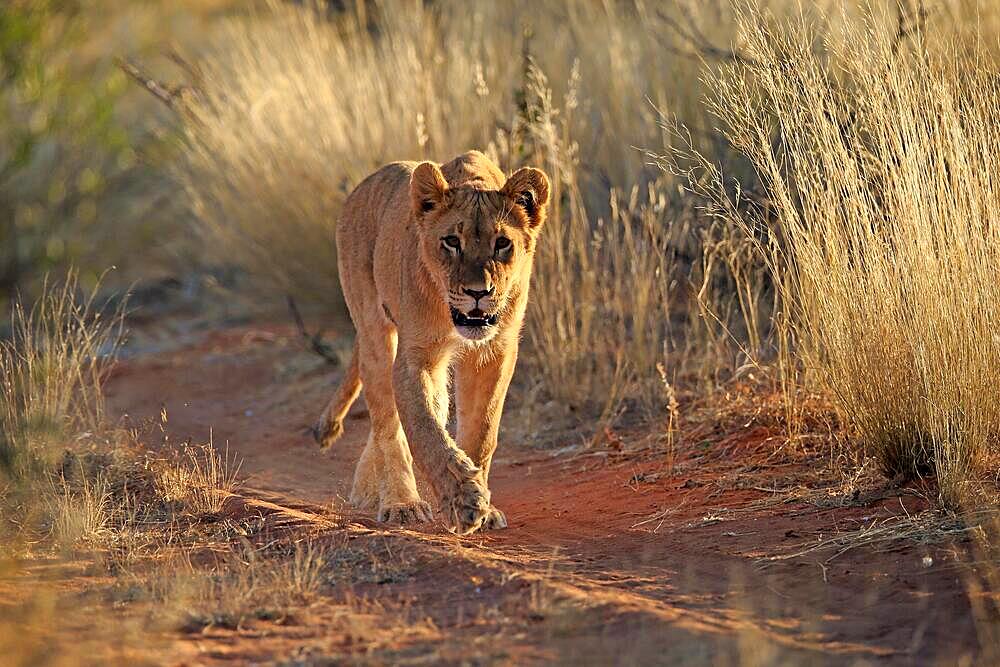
155 438 242 515
271 539 330 604
154 538 330 631
687 5 1000 506
0 274 123 481
758 507 992 569
47 471 112 549
515 62 675 414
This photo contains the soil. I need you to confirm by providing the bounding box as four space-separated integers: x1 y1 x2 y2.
86 321 993 664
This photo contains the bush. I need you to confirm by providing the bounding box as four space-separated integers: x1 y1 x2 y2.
0 274 123 480
701 6 1000 505
0 1 139 308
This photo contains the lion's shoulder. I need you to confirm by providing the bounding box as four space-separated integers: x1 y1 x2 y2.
339 161 417 232
353 160 419 199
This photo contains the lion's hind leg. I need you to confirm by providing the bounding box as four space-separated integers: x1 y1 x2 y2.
314 341 362 450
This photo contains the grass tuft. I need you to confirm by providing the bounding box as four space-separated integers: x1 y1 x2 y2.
0 274 123 482
694 6 1000 505
155 438 242 515
47 471 111 549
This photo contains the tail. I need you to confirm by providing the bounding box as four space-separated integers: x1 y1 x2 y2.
314 341 362 449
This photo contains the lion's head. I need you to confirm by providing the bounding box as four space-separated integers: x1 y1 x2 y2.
410 162 550 342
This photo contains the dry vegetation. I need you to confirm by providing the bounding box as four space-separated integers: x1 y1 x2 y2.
680 4 1000 507
0 279 338 662
154 438 242 515
0 274 122 483
5 0 1000 662
169 0 1000 499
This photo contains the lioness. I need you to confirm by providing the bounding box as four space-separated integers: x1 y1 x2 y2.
313 151 550 535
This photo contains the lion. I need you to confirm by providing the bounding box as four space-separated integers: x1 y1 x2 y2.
313 150 550 535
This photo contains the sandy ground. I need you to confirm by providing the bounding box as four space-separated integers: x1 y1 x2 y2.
96 321 989 665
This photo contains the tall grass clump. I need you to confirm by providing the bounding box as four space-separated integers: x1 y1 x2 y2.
514 63 676 415
0 275 123 481
699 7 1000 505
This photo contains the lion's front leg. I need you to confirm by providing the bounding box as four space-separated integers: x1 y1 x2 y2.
454 339 518 530
393 350 491 535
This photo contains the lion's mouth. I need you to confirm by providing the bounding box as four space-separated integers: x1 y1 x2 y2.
451 307 499 329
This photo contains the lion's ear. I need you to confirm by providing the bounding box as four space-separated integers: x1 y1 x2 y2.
502 167 550 229
410 162 449 219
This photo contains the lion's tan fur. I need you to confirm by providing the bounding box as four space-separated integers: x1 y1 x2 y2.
314 151 550 534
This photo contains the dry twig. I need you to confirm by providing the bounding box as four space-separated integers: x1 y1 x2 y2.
287 295 339 366
115 57 198 110
655 7 760 68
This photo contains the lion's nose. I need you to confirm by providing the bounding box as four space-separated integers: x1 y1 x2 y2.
463 286 494 301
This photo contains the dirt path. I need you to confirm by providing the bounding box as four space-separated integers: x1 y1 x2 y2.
105 323 986 664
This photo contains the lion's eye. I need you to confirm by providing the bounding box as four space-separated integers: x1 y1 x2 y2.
494 237 512 254
442 235 461 251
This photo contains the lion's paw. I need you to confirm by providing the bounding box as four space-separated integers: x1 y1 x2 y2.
377 500 434 525
313 415 344 450
441 457 491 535
480 506 508 530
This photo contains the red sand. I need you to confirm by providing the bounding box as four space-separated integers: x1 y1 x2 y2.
103 323 986 664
